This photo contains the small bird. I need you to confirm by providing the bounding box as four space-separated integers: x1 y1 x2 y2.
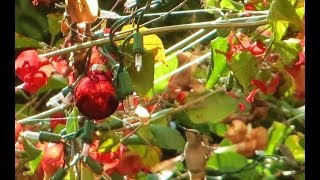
183 127 207 180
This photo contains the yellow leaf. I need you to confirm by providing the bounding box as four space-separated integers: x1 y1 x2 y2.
127 145 162 167
121 25 166 64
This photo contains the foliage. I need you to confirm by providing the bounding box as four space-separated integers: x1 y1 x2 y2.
15 0 305 179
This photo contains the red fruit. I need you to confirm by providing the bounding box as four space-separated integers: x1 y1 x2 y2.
75 70 119 120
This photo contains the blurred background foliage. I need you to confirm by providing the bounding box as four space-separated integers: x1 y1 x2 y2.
15 0 216 52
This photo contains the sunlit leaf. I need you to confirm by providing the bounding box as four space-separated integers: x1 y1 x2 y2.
66 106 79 134
185 91 240 124
22 137 43 175
207 151 247 172
15 36 43 49
273 64 295 97
268 0 302 40
206 37 229 89
23 137 42 160
122 135 148 145
98 138 117 153
220 0 244 11
149 54 178 96
29 151 43 173
47 13 63 37
272 40 301 67
137 125 154 142
209 122 228 137
173 111 210 134
127 145 162 167
121 25 166 64
284 135 305 162
53 124 66 134
127 50 155 96
265 121 293 155
229 52 259 92
81 163 95 180
64 167 76 180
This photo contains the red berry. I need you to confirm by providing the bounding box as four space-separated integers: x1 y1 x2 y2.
75 71 119 120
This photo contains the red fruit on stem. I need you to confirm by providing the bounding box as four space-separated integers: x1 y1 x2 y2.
75 70 119 120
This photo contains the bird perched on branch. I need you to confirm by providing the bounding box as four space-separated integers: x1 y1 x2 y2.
182 127 207 180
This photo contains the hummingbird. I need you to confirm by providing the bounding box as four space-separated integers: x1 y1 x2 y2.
182 127 207 180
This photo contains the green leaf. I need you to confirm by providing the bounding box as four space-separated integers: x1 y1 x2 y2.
138 125 154 142
272 40 301 66
185 91 240 124
206 37 229 89
284 135 305 162
122 134 148 145
202 0 220 8
229 52 259 91
47 13 63 37
207 151 248 172
151 54 178 95
273 64 295 97
209 123 227 137
173 111 211 134
150 124 186 152
37 74 68 95
22 137 43 175
128 50 155 96
127 145 161 167
15 36 43 49
65 168 76 180
66 106 79 134
53 124 66 134
81 164 95 180
98 137 120 153
268 0 302 40
28 152 43 175
265 121 293 155
23 137 42 160
110 172 125 180
220 0 244 11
